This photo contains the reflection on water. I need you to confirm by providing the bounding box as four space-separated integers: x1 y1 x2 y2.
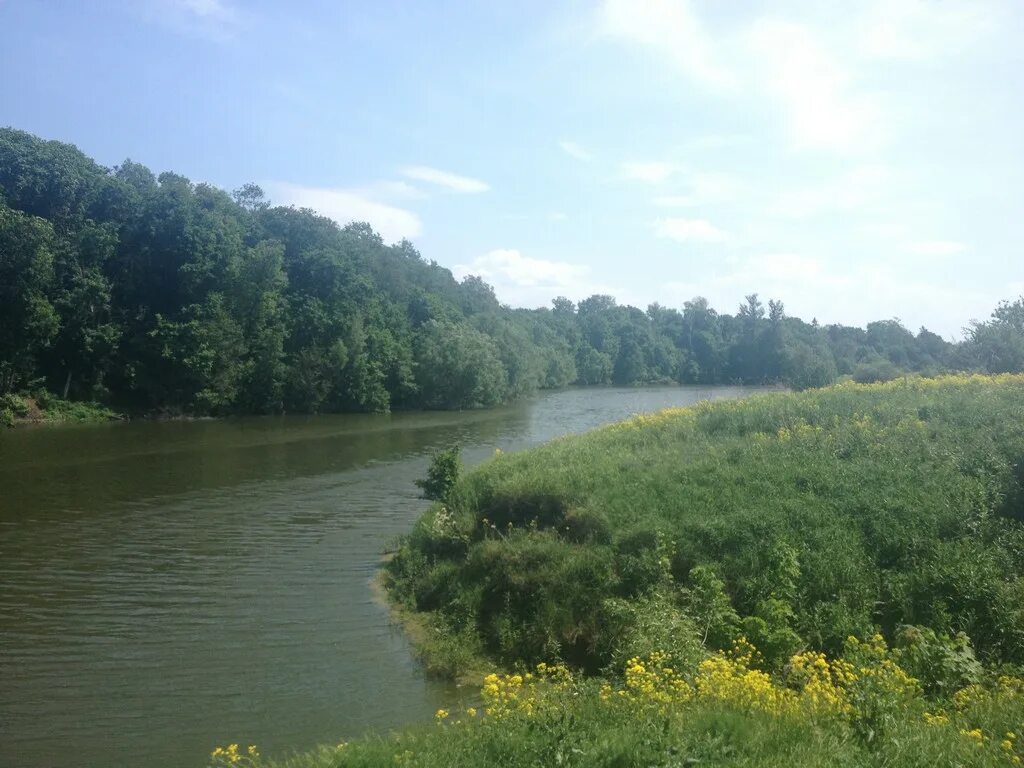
0 386 756 768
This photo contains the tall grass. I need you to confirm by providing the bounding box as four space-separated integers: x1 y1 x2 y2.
210 375 1024 767
387 374 1024 675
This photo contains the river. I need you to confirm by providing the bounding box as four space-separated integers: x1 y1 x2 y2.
0 385 757 768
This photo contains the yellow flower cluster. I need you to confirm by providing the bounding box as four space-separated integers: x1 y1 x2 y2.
944 675 1024 763
695 652 795 715
480 662 572 720
1002 733 1021 764
616 651 693 710
786 650 855 717
843 634 920 699
832 372 1024 394
775 420 823 443
923 711 951 726
590 634 929 727
209 743 259 766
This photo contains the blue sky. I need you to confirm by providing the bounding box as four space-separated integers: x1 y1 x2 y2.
2 0 1021 337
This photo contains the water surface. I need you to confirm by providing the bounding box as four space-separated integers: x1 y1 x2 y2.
0 386 756 768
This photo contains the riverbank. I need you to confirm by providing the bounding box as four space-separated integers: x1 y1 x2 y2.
371 561 489 688
209 374 1024 767
386 374 1024 677
220 639 1024 767
0 393 122 427
6 386 758 768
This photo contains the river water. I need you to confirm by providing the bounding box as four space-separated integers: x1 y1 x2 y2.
0 386 755 768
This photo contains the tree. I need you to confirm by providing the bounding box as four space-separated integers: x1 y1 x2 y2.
0 127 1014 418
416 447 461 501
967 297 1024 373
414 320 508 409
46 222 120 399
0 203 59 392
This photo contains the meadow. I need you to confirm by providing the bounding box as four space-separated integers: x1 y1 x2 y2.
211 375 1024 766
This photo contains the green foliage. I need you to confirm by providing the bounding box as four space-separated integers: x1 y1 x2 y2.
3 128 1023 419
413 320 508 409
0 201 59 393
682 565 741 650
599 591 706 674
416 447 462 502
894 625 983 697
226 634 1024 768
968 297 1024 373
389 376 1024 679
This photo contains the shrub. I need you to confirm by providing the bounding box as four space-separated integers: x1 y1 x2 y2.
416 447 461 502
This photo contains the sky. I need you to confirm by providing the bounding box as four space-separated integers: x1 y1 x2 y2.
1 0 1022 338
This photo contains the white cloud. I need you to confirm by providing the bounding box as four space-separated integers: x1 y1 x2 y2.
622 161 681 184
654 217 731 244
401 165 489 193
908 240 967 256
454 249 611 307
548 212 569 222
559 140 593 162
152 0 240 41
263 181 422 243
178 0 233 19
746 21 883 152
595 4 908 153
598 0 736 92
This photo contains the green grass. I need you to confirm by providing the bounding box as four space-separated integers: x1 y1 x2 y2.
215 644 1024 767
209 375 1024 767
386 374 1024 674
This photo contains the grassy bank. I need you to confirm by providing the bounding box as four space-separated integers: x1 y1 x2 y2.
210 375 1024 766
0 392 121 427
214 635 1024 767
387 374 1024 675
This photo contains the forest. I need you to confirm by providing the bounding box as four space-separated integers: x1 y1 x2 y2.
2 127 1022 420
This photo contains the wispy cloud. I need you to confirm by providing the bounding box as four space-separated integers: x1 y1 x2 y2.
654 217 731 244
595 2 922 153
746 21 883 153
559 140 593 162
598 0 735 92
401 165 489 193
454 249 610 307
151 0 242 41
263 181 422 243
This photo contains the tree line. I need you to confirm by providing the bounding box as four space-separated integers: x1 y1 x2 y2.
0 127 1020 415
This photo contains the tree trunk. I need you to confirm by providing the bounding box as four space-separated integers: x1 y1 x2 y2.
63 370 72 400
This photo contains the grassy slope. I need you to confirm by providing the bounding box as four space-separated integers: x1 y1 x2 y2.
388 374 1024 673
210 376 1024 767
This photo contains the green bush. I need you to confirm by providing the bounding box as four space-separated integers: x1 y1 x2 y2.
416 447 462 502
389 375 1024 677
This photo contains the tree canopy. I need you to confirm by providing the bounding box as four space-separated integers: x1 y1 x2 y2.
0 128 1019 414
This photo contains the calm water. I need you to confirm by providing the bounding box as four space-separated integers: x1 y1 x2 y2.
0 386 754 768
